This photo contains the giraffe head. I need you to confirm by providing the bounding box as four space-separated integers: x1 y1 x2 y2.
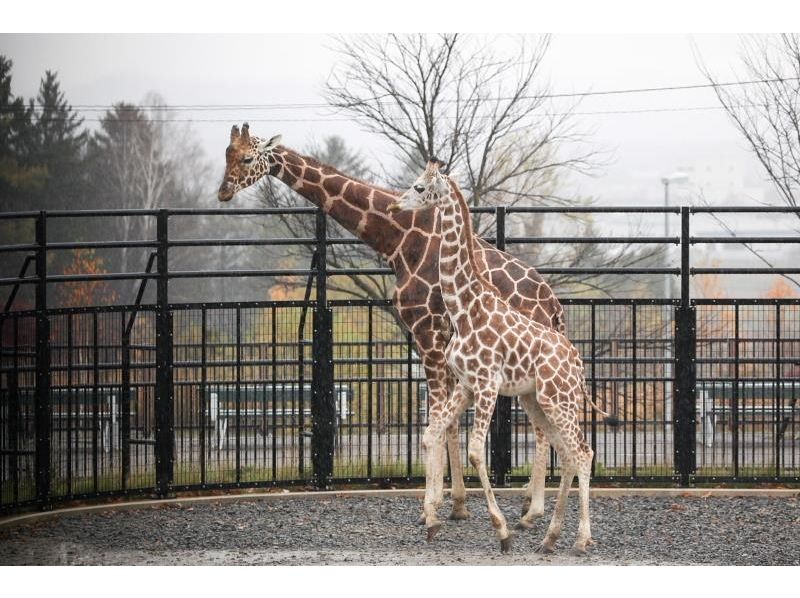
218 123 282 201
388 158 450 213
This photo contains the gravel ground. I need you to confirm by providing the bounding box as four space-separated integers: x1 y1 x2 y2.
1 494 798 565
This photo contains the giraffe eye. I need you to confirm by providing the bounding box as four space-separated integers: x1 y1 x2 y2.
242 156 254 164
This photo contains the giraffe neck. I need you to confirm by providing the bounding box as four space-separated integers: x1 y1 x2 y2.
262 144 405 259
438 180 494 318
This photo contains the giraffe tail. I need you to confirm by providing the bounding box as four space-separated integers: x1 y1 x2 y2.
582 379 620 427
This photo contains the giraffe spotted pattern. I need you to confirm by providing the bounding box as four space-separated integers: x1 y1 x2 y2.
390 160 614 554
218 124 566 527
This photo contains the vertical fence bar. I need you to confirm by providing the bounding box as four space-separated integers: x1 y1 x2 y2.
311 209 334 488
367 304 373 480
631 303 638 478
155 210 174 498
200 307 207 486
92 312 99 493
733 303 740 478
406 331 413 478
235 306 241 483
490 206 512 485
674 207 696 486
121 312 131 488
774 303 781 478
590 303 597 478
34 211 51 509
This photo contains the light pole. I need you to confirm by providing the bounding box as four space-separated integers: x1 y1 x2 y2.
660 172 688 431
661 172 689 299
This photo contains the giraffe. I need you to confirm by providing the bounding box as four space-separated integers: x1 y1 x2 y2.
218 123 564 528
388 159 615 555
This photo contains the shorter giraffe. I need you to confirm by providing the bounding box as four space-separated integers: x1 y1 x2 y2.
389 160 615 554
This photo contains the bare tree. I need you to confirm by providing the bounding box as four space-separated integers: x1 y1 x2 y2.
698 34 800 292
324 34 597 210
318 34 662 300
700 34 800 217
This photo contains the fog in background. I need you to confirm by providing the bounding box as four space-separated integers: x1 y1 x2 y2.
1 33 796 300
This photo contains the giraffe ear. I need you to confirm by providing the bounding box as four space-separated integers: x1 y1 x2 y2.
230 125 240 143
258 134 283 154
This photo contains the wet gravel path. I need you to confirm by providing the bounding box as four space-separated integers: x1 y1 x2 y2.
1 494 798 565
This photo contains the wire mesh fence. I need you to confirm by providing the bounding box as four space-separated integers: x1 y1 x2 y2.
1 206 800 513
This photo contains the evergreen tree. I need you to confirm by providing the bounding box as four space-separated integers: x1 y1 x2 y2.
0 55 45 212
32 70 87 211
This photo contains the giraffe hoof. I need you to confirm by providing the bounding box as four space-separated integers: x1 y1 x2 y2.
448 507 470 521
520 500 531 518
570 545 588 557
426 522 442 542
515 518 535 531
499 535 513 554
534 542 555 554
415 514 426 526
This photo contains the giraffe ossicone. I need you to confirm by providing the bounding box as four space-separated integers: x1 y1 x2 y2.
392 160 616 554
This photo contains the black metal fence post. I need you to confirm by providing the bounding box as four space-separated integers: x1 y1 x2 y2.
490 207 512 485
674 206 696 486
311 209 335 488
34 211 51 509
155 210 174 498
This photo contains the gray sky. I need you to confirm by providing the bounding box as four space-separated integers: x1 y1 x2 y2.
0 33 795 296
0 33 762 201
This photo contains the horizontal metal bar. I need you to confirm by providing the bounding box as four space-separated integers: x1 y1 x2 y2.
328 268 393 276
691 267 800 275
691 236 800 244
46 209 160 218
168 269 315 278
691 206 800 213
168 300 315 310
537 267 681 275
46 240 159 250
47 272 159 283
693 298 800 305
170 238 316 247
506 236 680 245
473 206 682 214
0 212 39 221
0 244 37 253
166 207 317 216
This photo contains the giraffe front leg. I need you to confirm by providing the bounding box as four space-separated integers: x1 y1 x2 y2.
421 418 447 540
468 386 512 553
446 383 472 521
414 347 452 526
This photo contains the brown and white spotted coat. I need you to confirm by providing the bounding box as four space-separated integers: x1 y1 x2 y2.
218 124 564 524
390 160 611 554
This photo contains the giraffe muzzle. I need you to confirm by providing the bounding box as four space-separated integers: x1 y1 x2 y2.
218 183 235 202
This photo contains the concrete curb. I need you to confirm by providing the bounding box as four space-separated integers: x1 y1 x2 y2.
1 487 797 529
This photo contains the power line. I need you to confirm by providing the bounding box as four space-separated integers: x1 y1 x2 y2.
0 103 765 123
2 76 797 113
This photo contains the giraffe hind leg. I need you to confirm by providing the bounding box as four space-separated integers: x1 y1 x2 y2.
518 393 548 521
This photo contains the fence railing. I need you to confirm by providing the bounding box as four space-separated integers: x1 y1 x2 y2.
1 205 800 513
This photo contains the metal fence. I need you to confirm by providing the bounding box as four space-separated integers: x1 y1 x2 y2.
1 206 799 513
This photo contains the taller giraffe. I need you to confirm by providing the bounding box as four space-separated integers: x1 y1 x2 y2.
218 124 564 529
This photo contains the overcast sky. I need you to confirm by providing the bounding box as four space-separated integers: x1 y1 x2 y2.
0 33 770 206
